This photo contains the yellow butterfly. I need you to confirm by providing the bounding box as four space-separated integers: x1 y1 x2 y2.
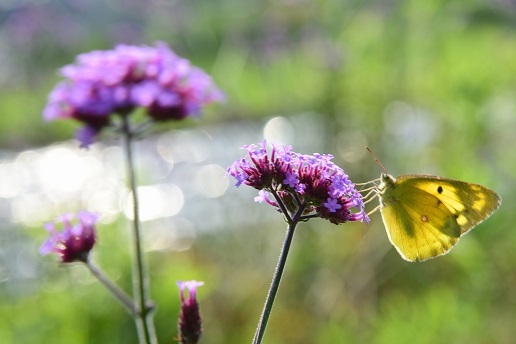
364 149 502 262
377 173 501 262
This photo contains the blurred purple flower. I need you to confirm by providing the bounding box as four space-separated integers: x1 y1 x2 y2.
40 211 98 263
43 42 225 147
227 140 369 224
177 280 204 344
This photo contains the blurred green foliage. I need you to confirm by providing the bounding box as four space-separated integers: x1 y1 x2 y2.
1 0 516 343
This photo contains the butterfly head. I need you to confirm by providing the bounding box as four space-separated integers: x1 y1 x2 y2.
378 173 396 193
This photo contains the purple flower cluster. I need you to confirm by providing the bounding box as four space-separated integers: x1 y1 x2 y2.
40 211 98 263
227 141 369 224
177 280 204 344
43 42 224 147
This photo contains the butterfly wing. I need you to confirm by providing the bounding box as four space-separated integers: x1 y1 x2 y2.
379 174 501 262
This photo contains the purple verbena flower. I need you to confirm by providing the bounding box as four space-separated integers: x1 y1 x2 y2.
43 42 225 147
40 211 98 263
177 280 204 344
226 140 369 224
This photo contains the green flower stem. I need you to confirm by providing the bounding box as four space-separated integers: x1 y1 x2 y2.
121 115 157 344
270 188 293 224
84 259 136 315
252 204 306 344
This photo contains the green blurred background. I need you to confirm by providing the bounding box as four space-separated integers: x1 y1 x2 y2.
1 0 515 343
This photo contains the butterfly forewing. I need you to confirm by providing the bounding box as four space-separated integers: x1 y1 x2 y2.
397 175 502 235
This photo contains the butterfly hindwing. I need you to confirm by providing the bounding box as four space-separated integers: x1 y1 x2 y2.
379 174 501 262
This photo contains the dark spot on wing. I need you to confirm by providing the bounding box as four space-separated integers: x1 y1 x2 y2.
437 186 443 194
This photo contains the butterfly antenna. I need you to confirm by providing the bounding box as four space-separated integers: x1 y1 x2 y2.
366 146 388 174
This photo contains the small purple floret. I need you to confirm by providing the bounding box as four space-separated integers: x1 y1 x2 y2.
323 197 342 212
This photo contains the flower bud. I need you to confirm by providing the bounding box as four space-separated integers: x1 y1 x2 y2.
177 280 204 344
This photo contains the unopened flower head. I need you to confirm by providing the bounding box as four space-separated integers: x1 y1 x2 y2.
177 280 204 344
227 140 369 224
40 211 98 263
43 42 224 147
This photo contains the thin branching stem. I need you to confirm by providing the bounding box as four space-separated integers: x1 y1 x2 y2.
84 259 136 315
121 115 157 344
270 188 293 224
252 203 306 344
